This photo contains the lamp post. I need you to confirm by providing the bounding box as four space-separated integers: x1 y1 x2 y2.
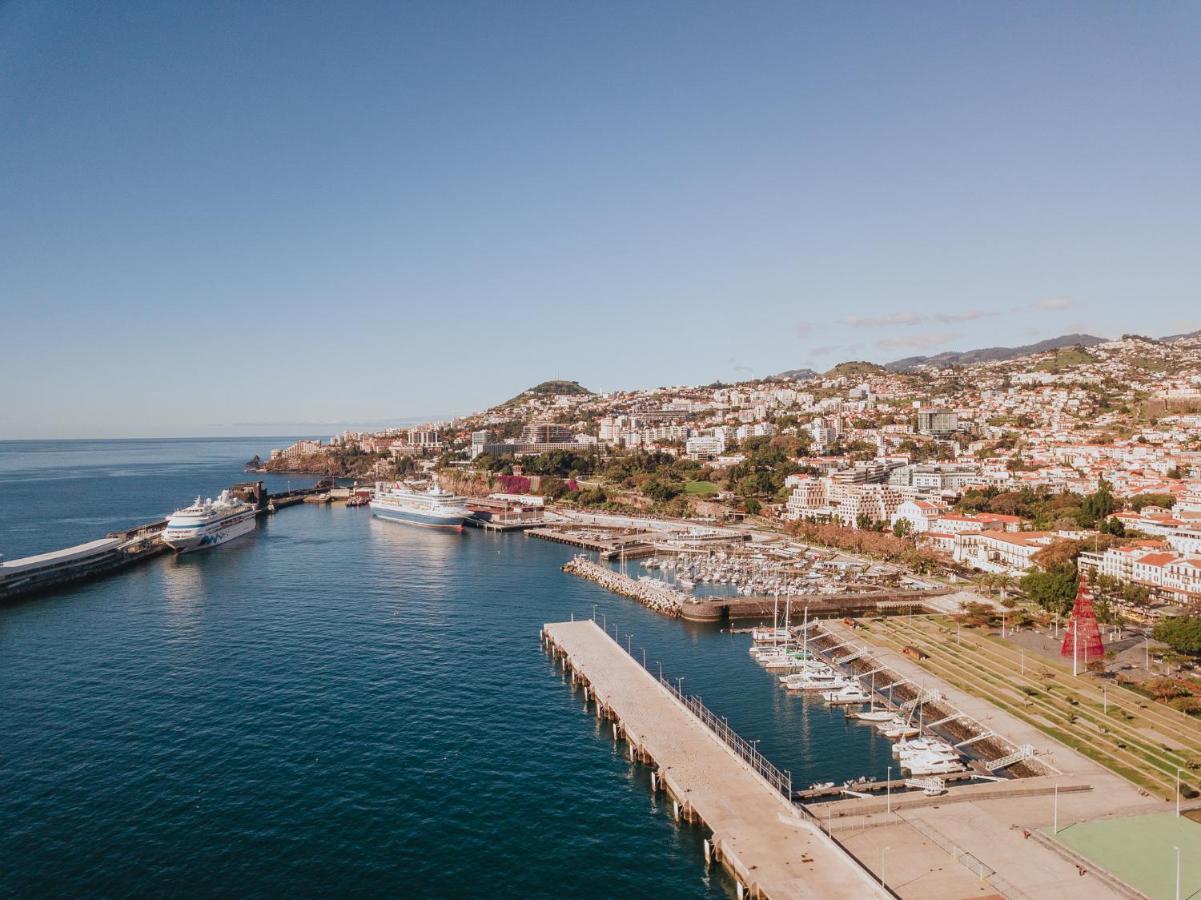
887 766 892 814
881 846 890 888
1053 783 1059 835
1174 845 1181 900
1177 768 1182 818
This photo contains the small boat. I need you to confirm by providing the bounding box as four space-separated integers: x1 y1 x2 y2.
903 751 966 776
822 686 871 705
851 710 896 722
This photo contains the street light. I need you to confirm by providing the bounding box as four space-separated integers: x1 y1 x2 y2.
887 766 892 814
1053 783 1059 835
880 846 890 888
1175 845 1181 900
1178 768 1183 818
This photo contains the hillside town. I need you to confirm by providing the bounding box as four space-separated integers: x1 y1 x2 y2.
267 332 1201 629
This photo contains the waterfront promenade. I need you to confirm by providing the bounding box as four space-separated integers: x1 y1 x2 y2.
543 619 886 899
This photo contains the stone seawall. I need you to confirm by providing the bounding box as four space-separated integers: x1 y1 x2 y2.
561 556 685 617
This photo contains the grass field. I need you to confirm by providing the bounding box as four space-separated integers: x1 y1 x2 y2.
683 480 718 496
1047 812 1201 899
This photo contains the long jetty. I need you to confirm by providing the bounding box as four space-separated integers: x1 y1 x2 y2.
542 619 887 899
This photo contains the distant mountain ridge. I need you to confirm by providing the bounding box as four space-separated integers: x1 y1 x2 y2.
773 367 820 381
883 333 1106 371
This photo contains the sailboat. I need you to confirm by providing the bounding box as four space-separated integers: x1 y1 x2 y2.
851 670 893 721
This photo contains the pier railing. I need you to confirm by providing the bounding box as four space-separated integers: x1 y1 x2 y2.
597 618 794 801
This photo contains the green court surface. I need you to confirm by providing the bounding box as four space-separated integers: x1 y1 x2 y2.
1046 812 1201 899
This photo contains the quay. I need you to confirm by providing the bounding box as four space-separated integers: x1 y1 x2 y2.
527 526 657 560
695 589 949 622
542 619 887 899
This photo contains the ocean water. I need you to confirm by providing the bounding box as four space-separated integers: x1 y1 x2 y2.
0 439 895 897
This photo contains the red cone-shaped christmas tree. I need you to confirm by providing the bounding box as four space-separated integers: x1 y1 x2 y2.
1061 573 1104 663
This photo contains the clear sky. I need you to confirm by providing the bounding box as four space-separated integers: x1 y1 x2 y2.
2 2 1198 438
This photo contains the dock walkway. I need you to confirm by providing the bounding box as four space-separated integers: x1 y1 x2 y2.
542 620 886 899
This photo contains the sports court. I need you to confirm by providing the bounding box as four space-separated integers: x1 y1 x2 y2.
1046 812 1201 899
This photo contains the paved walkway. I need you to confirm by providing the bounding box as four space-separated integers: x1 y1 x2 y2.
544 619 886 900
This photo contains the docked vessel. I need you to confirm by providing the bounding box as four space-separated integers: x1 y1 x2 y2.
162 490 256 553
370 481 472 530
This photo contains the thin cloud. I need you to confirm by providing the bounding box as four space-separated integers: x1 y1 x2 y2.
931 309 996 323
1033 297 1075 311
810 344 842 356
845 312 923 327
795 320 818 339
846 309 996 327
876 331 961 352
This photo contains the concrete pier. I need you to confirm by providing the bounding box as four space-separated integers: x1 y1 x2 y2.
542 619 887 899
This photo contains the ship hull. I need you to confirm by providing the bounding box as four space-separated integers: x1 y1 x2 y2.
162 513 257 553
369 503 470 530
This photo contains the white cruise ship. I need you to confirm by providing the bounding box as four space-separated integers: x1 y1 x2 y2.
370 481 472 530
162 489 257 552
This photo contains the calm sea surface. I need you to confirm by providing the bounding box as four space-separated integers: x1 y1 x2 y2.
0 439 895 897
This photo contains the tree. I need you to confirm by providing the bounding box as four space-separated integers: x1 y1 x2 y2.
642 476 681 503
1152 617 1201 656
1129 493 1175 512
1079 479 1117 528
1020 566 1077 615
1144 677 1188 701
892 518 913 539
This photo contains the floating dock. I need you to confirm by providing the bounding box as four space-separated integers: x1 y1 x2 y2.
542 619 887 899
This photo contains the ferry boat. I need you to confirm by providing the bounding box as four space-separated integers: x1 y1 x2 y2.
370 481 472 530
162 490 256 553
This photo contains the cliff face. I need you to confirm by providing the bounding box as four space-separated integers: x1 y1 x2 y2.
437 469 494 498
263 453 384 478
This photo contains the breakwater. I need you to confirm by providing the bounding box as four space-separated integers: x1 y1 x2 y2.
561 556 686 617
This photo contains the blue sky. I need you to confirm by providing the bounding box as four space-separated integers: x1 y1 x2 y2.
2 2 1198 438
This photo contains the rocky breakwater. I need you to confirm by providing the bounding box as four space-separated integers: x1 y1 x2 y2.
561 556 688 618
